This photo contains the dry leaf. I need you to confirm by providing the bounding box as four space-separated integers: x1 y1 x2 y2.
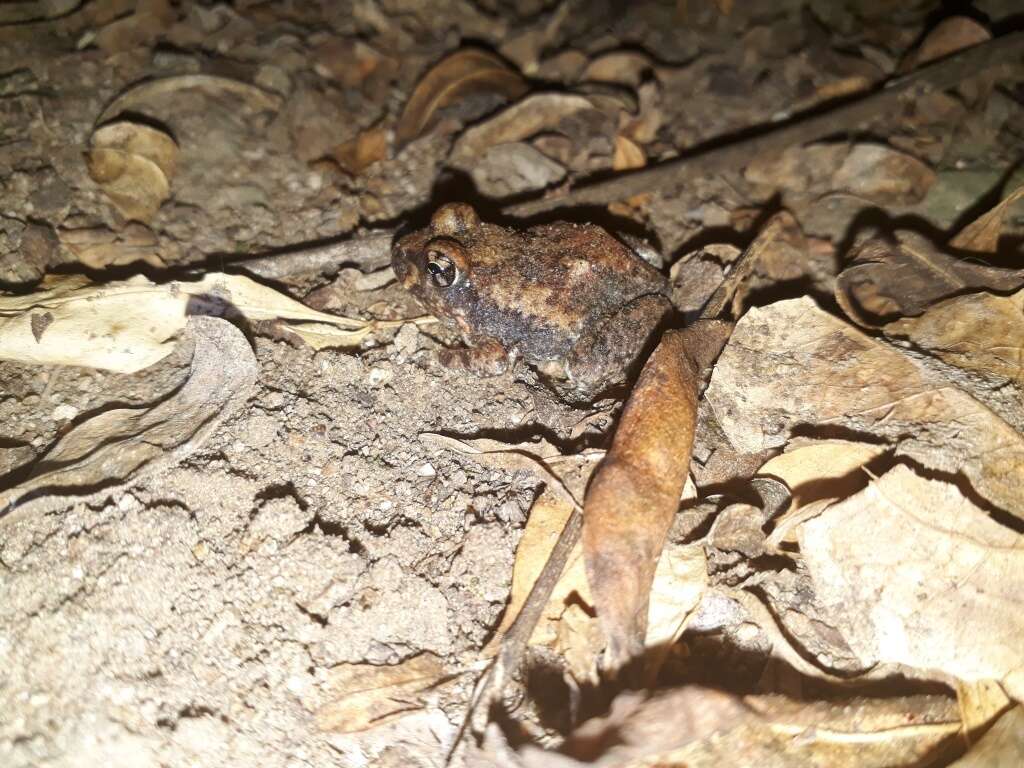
745 143 935 204
0 317 256 524
799 465 1024 699
835 232 1024 326
0 273 374 373
757 439 888 510
59 223 165 269
327 124 389 176
449 92 598 170
581 51 652 88
831 143 936 204
315 653 452 733
612 135 645 171
885 289 1024 382
950 706 1024 767
956 680 1012 739
705 297 1024 520
583 330 699 667
96 75 282 126
907 16 992 68
396 47 527 147
93 0 176 54
87 121 179 223
950 183 1024 253
487 687 960 768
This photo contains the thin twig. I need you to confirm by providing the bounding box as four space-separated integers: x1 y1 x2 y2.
504 32 1024 218
228 232 394 280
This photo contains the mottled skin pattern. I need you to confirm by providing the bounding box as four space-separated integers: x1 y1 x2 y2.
392 203 672 401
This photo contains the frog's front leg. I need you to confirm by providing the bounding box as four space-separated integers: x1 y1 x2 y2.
563 294 672 400
438 335 510 377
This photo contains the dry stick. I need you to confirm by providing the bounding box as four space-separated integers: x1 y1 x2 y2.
227 232 394 280
504 31 1024 218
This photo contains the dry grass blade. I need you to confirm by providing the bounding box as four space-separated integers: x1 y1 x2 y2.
396 48 527 147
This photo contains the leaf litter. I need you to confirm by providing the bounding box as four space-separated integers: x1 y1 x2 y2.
3 6 1024 768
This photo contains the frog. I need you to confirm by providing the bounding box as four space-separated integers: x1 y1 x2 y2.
391 202 672 402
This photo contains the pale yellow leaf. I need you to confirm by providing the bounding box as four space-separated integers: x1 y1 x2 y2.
799 465 1024 699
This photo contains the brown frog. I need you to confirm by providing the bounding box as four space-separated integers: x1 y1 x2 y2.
392 203 672 401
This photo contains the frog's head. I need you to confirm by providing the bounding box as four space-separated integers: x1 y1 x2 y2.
392 203 480 314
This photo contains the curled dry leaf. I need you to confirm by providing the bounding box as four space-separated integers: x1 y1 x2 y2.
0 317 256 524
395 47 528 147
87 121 179 223
448 92 597 170
757 439 887 511
97 75 283 126
798 464 1024 700
315 653 453 734
835 232 1024 326
582 330 699 667
326 123 389 176
0 272 375 373
705 297 1024 520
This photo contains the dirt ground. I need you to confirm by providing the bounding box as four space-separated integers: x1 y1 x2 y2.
1 2 1023 767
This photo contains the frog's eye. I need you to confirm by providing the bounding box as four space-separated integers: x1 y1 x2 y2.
426 250 459 288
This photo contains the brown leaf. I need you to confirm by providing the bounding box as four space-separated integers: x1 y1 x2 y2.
885 290 1024 382
907 16 992 69
395 47 527 147
950 183 1024 253
0 317 256 524
315 653 452 733
799 465 1024 699
830 143 936 204
582 330 699 668
704 297 1024 521
449 92 598 171
87 121 178 223
835 232 1024 326
327 124 389 176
